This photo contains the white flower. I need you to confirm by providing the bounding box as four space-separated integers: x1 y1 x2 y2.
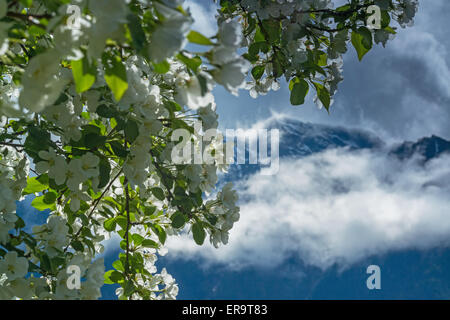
0 251 29 281
0 179 15 213
218 19 242 47
80 153 100 179
65 159 85 191
219 182 238 210
0 81 23 118
84 90 101 113
68 188 90 212
8 278 34 299
183 164 202 191
36 148 68 186
0 220 14 244
19 50 70 112
80 281 102 300
198 104 218 130
58 112 83 142
33 216 69 250
212 58 251 96
210 46 240 65
148 3 192 62
86 0 130 60
0 1 7 19
175 73 215 110
85 258 105 287
200 165 217 193
0 22 12 56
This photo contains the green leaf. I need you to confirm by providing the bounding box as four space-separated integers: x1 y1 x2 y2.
123 281 136 296
24 126 52 160
381 10 391 28
384 26 396 34
248 41 269 58
115 216 128 230
313 82 331 112
124 120 139 143
170 211 185 229
111 271 124 283
23 176 48 195
187 30 213 45
112 260 124 272
104 270 115 284
109 141 128 157
144 206 156 216
43 191 57 204
15 217 25 229
39 253 51 272
83 133 107 149
71 57 96 94
151 187 165 201
176 53 202 73
204 213 218 226
153 60 170 74
28 25 46 37
127 13 147 53
103 217 116 232
96 104 117 118
19 0 33 8
317 51 328 66
261 19 281 44
132 234 144 246
192 222 206 245
141 239 158 248
359 27 373 50
98 157 111 189
104 270 124 284
290 79 309 105
72 240 84 252
251 65 265 81
197 74 208 97
254 26 265 42
104 55 128 101
351 27 372 61
31 195 56 211
151 224 167 245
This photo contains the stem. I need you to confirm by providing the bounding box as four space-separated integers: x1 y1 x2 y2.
124 177 131 280
6 12 50 28
64 168 123 252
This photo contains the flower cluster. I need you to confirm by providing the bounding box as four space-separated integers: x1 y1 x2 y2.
0 146 29 244
235 0 419 109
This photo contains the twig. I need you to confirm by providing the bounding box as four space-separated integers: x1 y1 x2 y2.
64 168 123 252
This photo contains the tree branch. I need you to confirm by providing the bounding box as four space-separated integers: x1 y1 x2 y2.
64 168 123 252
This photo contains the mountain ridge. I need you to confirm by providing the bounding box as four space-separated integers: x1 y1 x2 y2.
225 118 450 181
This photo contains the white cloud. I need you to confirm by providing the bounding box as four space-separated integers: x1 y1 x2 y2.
185 0 218 37
165 148 450 271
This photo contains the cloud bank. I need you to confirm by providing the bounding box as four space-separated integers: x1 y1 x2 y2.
185 0 218 37
165 148 450 271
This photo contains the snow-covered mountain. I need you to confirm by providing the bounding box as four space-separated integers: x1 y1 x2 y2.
391 135 450 162
224 118 450 181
